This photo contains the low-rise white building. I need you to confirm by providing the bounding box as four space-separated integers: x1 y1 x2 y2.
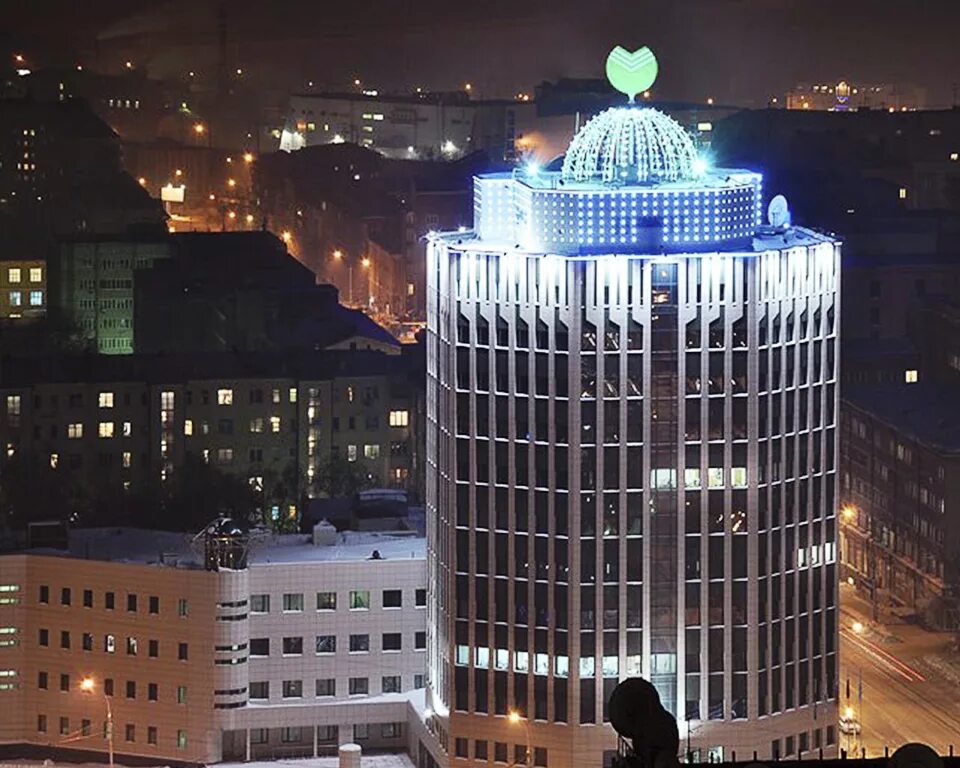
0 525 432 764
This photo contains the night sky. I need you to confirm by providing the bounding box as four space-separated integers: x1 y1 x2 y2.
5 0 960 106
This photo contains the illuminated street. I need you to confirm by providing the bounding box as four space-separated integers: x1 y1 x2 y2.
839 584 960 756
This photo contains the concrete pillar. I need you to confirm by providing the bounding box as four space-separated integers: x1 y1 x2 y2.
245 729 251 762
313 725 319 757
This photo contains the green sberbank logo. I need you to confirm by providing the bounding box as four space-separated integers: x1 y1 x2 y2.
606 45 658 103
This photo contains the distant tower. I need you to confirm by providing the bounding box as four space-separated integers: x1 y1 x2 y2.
425 46 841 766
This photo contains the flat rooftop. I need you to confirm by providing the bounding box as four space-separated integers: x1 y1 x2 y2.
13 527 425 569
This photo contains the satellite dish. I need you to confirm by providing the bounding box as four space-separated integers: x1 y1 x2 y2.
767 195 791 228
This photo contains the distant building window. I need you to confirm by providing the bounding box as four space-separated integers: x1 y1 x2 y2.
282 593 304 612
98 392 114 409
316 678 335 696
217 388 233 405
389 410 409 427
67 423 83 439
315 635 336 654
899 187 908 200
382 633 401 651
7 269 21 283
905 369 919 383
347 444 358 462
9 291 21 307
29 291 42 307
316 591 336 610
282 637 303 655
270 415 281 433
364 444 380 459
383 589 402 608
349 677 369 696
349 590 370 610
98 422 114 438
282 680 302 698
28 268 41 283
250 594 269 613
349 634 370 652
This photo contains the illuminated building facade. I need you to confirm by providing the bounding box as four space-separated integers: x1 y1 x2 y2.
785 81 926 112
426 52 841 767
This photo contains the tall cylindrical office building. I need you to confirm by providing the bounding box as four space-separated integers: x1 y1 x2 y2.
426 102 840 768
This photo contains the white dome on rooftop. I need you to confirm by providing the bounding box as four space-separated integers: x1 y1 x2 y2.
561 106 700 185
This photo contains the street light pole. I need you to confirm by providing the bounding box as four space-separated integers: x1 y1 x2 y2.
81 677 113 768
105 692 114 768
508 710 531 768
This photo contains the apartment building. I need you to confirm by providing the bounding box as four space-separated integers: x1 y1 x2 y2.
51 236 172 354
0 259 47 321
0 526 430 764
0 349 422 526
839 382 960 629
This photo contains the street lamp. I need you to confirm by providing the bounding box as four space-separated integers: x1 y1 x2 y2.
361 257 375 309
80 677 113 768
508 710 531 768
852 620 864 635
243 152 254 164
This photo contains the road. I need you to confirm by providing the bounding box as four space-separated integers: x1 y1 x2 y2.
839 584 960 756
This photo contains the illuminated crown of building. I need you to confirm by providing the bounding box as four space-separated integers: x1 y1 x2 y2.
465 45 764 253
560 106 700 185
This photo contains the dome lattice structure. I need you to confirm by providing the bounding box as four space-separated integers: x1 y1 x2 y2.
561 106 700 185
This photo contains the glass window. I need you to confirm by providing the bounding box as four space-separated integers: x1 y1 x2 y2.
316 678 336 696
382 675 401 693
29 268 42 283
316 635 336 653
349 590 370 609
282 637 303 655
282 593 304 612
7 268 21 283
349 634 370 652
316 591 336 610
249 682 269 699
250 594 270 613
349 677 369 695
383 589 402 608
249 638 269 656
382 633 401 651
217 388 233 405
282 680 303 698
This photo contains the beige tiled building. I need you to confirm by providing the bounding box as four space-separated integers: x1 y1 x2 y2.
0 527 431 764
